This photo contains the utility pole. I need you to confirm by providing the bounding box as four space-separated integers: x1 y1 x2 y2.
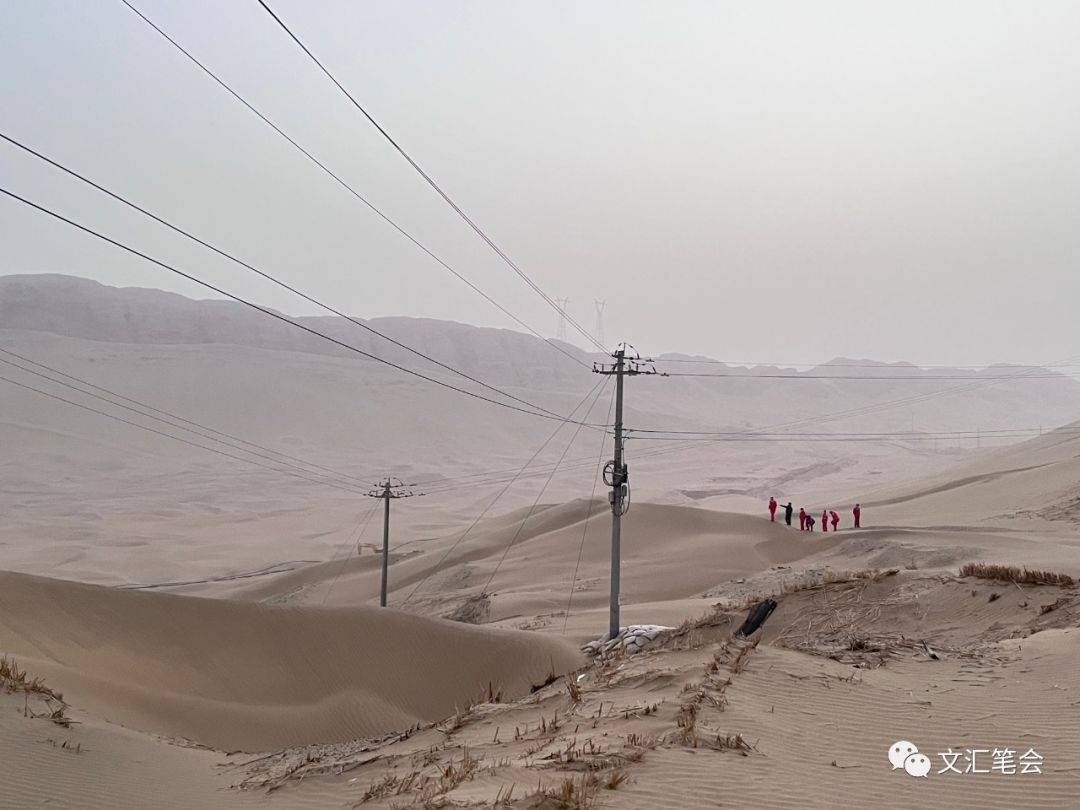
365 477 422 606
556 297 571 341
593 344 658 639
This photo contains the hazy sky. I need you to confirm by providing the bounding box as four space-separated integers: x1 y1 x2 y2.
3 1 1079 366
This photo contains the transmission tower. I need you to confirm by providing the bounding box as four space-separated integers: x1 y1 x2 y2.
593 300 606 349
592 343 659 639
555 297 570 341
364 476 424 606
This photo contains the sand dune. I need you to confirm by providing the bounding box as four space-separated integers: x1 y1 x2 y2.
0 691 251 809
220 501 849 627
209 572 1080 807
0 570 582 752
848 421 1080 527
6 273 1080 590
4 275 1080 806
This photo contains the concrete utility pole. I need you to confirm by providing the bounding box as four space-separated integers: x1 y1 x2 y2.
593 344 658 639
365 477 422 606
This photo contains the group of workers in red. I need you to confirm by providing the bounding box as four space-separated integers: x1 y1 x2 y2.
768 497 861 532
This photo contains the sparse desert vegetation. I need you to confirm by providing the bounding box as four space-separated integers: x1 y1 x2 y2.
959 562 1075 588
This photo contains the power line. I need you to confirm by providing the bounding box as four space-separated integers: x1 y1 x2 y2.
481 377 610 595
402 377 608 606
417 358 1080 492
563 383 616 634
321 500 381 607
651 357 1080 369
655 371 1076 380
627 426 1080 438
0 347 376 488
622 358 1080 463
254 0 608 354
0 131 587 423
626 432 1080 443
0 185 608 428
118 1 589 371
0 373 369 495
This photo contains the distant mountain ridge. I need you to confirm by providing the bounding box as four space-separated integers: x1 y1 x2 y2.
4 272 1079 438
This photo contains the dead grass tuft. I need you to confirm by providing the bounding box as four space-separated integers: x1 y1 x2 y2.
674 703 699 747
731 637 760 675
439 703 477 737
603 766 629 790
566 678 582 704
1 656 63 702
533 773 600 809
959 563 1074 588
709 733 754 755
1 656 71 727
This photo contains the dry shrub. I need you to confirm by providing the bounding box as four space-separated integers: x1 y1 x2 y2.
535 773 600 809
625 732 659 752
360 748 487 806
731 637 760 675
439 702 477 737
603 766 629 790
710 733 754 755
675 703 699 747
431 748 481 794
445 592 492 624
1 657 63 702
493 784 516 806
1 657 71 727
359 769 423 803
566 678 582 704
778 568 898 596
959 563 1074 588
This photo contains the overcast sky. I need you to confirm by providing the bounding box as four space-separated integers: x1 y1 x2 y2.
3 1 1079 366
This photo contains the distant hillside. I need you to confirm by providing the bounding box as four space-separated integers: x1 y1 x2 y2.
5 273 1079 437
3 273 1080 585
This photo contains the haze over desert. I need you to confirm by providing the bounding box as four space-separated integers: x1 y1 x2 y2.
4 2 1080 808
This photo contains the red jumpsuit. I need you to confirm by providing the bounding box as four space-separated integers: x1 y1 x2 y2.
798 509 807 531
821 510 829 533
769 498 777 522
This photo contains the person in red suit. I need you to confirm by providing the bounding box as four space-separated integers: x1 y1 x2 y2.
768 497 777 522
821 509 829 533
799 508 807 531
853 503 862 528
830 510 840 531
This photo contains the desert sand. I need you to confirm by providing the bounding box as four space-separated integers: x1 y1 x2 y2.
3 276 1080 807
